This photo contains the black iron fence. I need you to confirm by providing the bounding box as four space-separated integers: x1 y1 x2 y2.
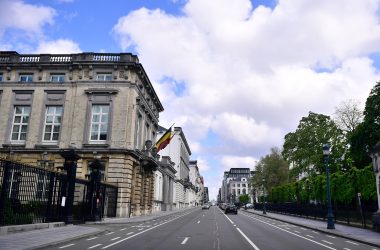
254 202 378 229
0 159 117 226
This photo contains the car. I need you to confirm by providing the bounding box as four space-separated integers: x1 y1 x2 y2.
245 203 254 209
202 204 210 209
225 203 238 214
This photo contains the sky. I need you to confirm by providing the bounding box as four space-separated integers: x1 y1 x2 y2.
2 0 380 200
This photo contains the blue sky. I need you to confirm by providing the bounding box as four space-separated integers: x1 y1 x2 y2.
2 0 380 200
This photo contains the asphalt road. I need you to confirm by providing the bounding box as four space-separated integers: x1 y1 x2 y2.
43 206 378 250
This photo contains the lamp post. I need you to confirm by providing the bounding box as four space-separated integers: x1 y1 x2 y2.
369 144 380 231
323 144 335 229
262 178 266 215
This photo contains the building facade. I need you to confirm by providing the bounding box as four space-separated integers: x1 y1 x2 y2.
221 168 254 204
0 51 164 217
157 126 195 209
189 160 203 206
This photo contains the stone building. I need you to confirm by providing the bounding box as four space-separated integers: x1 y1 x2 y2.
157 126 194 209
153 156 176 212
221 168 254 204
0 51 163 217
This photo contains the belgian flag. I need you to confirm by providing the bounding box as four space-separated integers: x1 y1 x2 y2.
155 127 172 152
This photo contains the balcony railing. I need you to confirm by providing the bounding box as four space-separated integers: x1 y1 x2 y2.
0 52 138 64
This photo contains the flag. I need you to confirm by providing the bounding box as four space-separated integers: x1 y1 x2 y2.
155 127 172 152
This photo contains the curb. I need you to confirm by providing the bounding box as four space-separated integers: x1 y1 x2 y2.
243 210 380 248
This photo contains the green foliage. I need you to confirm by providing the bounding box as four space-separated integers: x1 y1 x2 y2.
350 82 380 168
268 165 376 205
239 194 249 204
251 147 289 192
282 112 347 179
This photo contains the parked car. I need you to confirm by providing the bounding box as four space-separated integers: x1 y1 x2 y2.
225 203 238 214
202 204 210 210
245 203 254 209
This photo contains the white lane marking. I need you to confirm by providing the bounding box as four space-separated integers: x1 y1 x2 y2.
127 232 134 235
88 244 102 249
87 237 98 241
120 228 127 231
138 228 143 231
105 232 114 235
345 241 359 246
111 237 121 241
312 231 320 234
322 240 333 245
102 210 195 249
197 221 200 224
343 248 351 250
181 237 190 245
294 230 300 233
300 227 307 230
59 244 75 248
236 228 261 250
326 235 336 239
241 213 336 250
222 213 260 250
306 235 314 238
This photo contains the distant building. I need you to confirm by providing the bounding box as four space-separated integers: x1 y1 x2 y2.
157 127 195 209
203 187 209 204
221 168 254 203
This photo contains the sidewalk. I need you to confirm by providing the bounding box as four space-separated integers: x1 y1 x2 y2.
245 209 380 248
0 207 195 250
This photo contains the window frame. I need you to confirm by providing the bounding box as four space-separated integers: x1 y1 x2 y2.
50 73 65 82
89 104 110 142
19 73 33 82
10 106 31 143
96 73 112 81
42 106 63 143
84 89 117 146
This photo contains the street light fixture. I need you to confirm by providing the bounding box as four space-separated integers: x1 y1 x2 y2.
262 177 266 215
323 144 335 229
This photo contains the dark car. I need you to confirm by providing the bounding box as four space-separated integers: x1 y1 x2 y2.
225 203 238 214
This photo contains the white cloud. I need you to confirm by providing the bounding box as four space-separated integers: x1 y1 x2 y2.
0 0 56 38
221 155 258 171
34 39 81 54
196 157 211 172
112 0 380 200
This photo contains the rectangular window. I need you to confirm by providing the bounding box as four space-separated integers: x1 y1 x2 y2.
50 74 65 82
0 73 3 81
11 106 30 142
136 114 142 149
19 74 33 82
43 106 63 142
96 73 112 81
90 105 109 141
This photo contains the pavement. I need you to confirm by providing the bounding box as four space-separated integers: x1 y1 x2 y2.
0 207 378 250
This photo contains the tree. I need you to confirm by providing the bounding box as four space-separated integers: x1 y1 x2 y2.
251 147 289 192
333 99 363 135
282 112 346 179
350 82 380 168
239 194 249 204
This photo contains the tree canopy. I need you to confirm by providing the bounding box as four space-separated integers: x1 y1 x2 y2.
350 82 380 168
252 147 289 192
282 112 346 179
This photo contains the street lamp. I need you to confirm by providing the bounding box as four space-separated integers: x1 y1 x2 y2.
262 177 266 215
323 144 335 229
